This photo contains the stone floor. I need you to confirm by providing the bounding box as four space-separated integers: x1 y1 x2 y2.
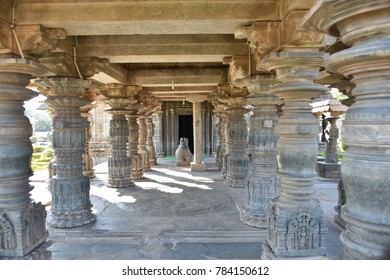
26 156 343 260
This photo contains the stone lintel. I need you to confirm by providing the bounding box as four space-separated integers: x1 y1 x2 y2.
76 34 248 63
129 68 227 86
16 1 279 35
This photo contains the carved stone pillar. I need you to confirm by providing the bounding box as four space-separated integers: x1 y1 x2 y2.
324 117 339 164
187 96 208 171
220 115 228 177
259 51 328 258
38 77 96 228
100 84 135 188
152 110 165 158
146 116 157 165
210 93 228 173
127 107 144 180
304 0 390 259
80 90 98 179
239 76 280 228
0 58 48 257
311 97 347 178
223 96 249 188
137 115 151 172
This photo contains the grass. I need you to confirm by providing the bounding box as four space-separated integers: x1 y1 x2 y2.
31 146 54 172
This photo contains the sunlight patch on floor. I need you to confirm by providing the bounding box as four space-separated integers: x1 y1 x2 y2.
90 185 136 203
145 173 212 190
135 181 183 194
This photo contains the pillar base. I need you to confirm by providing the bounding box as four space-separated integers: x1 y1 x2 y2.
316 162 341 178
48 176 96 228
131 171 143 180
190 162 206 171
240 205 267 228
266 200 327 258
0 203 48 258
107 177 135 188
261 242 327 260
225 176 247 188
176 161 191 166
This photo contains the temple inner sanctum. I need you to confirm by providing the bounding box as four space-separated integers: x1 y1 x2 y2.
0 0 389 260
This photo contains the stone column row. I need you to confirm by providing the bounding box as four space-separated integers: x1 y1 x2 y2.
304 0 390 259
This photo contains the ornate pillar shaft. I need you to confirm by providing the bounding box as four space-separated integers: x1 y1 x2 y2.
127 110 143 180
188 96 207 171
259 51 328 258
101 84 135 188
39 77 96 228
137 115 151 172
0 58 48 257
324 117 339 164
152 110 165 158
220 115 228 177
304 0 390 259
146 116 157 165
80 103 97 179
212 114 219 156
193 102 203 164
240 76 280 228
224 99 249 188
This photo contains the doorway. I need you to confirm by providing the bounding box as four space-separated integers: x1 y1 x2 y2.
179 115 193 153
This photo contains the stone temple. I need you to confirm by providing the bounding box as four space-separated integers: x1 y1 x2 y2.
0 0 389 260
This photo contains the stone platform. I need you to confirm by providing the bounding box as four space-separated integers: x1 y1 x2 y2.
23 156 343 260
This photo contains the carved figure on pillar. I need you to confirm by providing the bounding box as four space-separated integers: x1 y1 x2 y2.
37 77 96 228
0 58 49 257
100 84 135 188
259 51 328 259
236 76 280 228
304 0 390 259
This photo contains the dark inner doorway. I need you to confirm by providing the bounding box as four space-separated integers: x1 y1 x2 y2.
179 115 193 153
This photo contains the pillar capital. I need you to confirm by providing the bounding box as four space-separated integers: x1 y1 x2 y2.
259 50 328 100
186 94 208 103
0 21 65 58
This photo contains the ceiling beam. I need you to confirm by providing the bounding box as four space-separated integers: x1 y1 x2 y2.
129 68 227 86
16 0 279 35
76 34 248 63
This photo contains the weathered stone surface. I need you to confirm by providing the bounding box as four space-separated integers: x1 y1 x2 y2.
223 96 249 188
127 108 144 180
259 50 328 258
16 1 278 36
0 58 49 257
100 84 135 188
304 0 390 259
239 76 280 228
152 109 165 158
37 77 96 228
175 138 192 166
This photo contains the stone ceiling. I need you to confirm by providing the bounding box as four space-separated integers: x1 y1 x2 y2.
0 0 320 101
